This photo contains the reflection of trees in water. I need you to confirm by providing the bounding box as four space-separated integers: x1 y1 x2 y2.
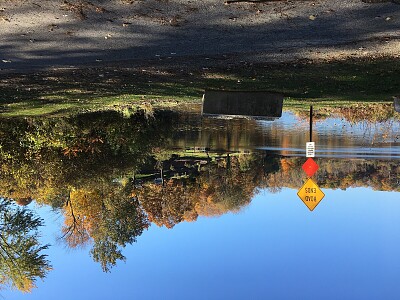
0 110 176 204
294 104 399 123
335 104 398 124
289 105 400 156
137 153 270 228
0 198 51 292
171 113 278 152
0 110 175 274
0 110 399 279
266 158 400 192
62 186 150 272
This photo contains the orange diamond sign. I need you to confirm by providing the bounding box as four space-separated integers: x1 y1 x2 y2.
302 158 319 177
297 178 325 211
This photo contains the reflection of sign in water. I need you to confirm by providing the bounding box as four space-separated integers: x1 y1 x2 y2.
297 178 325 211
302 158 319 177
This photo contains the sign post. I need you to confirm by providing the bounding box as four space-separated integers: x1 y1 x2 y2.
310 105 313 142
297 106 325 211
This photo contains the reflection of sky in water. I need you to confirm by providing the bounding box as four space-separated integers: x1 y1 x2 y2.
255 112 400 158
168 110 400 158
4 188 400 300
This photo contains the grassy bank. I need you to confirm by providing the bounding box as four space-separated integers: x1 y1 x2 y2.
0 56 398 117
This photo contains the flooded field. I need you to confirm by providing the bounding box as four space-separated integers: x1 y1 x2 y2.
1 105 400 300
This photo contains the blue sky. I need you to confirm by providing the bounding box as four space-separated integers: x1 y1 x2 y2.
3 187 400 300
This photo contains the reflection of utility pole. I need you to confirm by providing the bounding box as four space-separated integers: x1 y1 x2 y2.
394 96 400 113
155 159 165 186
310 105 313 143
225 153 231 186
262 151 267 179
306 105 315 158
223 120 232 180
227 120 232 152
132 171 136 184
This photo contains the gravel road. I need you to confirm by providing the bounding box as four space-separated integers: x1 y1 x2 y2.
0 0 399 73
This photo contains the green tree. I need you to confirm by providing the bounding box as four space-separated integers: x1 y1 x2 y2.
89 193 150 272
0 198 51 292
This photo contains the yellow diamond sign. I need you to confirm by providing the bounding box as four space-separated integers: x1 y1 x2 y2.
297 178 325 211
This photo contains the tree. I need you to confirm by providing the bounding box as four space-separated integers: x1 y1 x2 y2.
0 198 51 292
90 194 150 272
61 185 150 272
138 179 198 228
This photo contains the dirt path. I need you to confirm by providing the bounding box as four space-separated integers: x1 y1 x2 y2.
0 0 399 73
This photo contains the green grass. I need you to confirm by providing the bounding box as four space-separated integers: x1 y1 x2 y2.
0 57 398 117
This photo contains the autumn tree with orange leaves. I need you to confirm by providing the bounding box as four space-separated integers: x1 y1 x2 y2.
61 182 150 272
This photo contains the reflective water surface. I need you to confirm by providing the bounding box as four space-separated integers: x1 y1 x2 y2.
1 105 400 299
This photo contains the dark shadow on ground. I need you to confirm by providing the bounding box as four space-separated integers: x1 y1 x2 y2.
0 0 399 72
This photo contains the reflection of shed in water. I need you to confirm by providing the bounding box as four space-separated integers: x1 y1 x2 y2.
202 90 283 119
